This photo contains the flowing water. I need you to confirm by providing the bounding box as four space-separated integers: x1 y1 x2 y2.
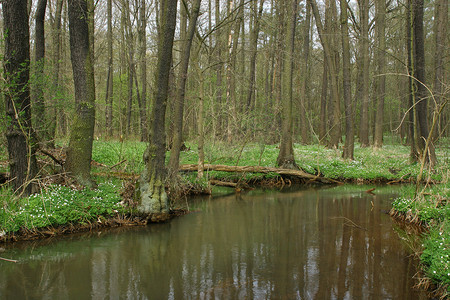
0 185 427 299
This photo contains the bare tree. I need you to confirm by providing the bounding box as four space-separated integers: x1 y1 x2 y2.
168 0 202 179
340 0 354 159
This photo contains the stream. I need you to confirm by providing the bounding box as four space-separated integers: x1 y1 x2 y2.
0 185 427 299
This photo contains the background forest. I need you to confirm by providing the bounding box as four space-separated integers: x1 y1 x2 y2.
0 0 448 191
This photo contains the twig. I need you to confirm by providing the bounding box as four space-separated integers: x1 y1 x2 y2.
109 159 127 170
0 257 18 263
39 149 64 166
331 217 367 231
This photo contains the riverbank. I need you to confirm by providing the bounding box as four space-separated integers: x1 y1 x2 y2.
1 139 449 296
390 183 450 299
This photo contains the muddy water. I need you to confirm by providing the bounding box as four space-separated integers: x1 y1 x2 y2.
0 186 427 299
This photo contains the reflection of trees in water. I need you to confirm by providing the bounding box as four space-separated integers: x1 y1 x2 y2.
0 188 424 299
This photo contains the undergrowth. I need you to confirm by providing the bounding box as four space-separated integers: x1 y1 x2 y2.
391 183 450 294
0 178 126 235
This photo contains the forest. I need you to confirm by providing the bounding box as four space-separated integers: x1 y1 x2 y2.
0 0 449 295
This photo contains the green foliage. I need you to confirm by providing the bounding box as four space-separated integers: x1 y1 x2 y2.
0 179 124 234
392 183 449 292
420 221 450 290
91 140 146 173
392 184 450 223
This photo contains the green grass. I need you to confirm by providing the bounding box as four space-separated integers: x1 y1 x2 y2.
391 183 450 293
85 139 449 183
420 221 450 291
0 178 126 235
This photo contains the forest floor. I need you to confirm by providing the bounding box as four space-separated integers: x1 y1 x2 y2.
0 138 449 296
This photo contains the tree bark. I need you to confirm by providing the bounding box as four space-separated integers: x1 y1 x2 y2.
34 0 48 144
299 3 311 144
319 56 328 144
277 0 299 169
3 0 39 196
412 0 436 165
309 0 341 149
179 164 337 184
66 0 96 187
433 0 448 138
373 0 386 148
49 0 64 142
138 0 148 142
105 0 114 137
225 0 243 143
340 0 354 159
358 0 370 147
139 0 178 214
168 0 202 179
246 0 265 111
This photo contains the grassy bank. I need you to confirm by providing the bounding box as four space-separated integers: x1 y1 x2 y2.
391 183 450 297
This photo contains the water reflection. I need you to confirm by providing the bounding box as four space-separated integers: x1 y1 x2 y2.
0 186 427 299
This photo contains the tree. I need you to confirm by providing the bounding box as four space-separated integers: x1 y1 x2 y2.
276 0 299 169
433 0 448 138
34 0 48 144
246 0 265 111
66 0 96 187
105 0 114 137
138 0 149 142
138 0 178 214
168 0 202 179
309 0 341 149
411 0 436 165
49 0 64 141
3 0 39 196
299 2 311 144
373 0 386 148
340 0 354 159
358 0 370 147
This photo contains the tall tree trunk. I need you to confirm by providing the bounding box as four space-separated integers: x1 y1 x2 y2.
299 2 311 144
358 0 370 147
340 0 354 159
3 0 39 196
168 0 202 179
373 0 386 148
139 0 178 214
34 0 48 144
50 0 64 142
319 57 328 144
246 0 265 111
277 0 299 169
105 0 114 137
433 0 448 138
412 0 437 165
215 0 224 136
225 0 243 143
138 0 148 142
123 0 135 136
66 0 96 187
309 0 341 149
406 0 417 160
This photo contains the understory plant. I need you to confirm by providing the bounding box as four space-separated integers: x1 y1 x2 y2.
0 179 125 235
391 183 450 294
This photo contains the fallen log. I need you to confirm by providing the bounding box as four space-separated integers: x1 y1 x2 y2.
209 179 251 189
179 164 341 184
